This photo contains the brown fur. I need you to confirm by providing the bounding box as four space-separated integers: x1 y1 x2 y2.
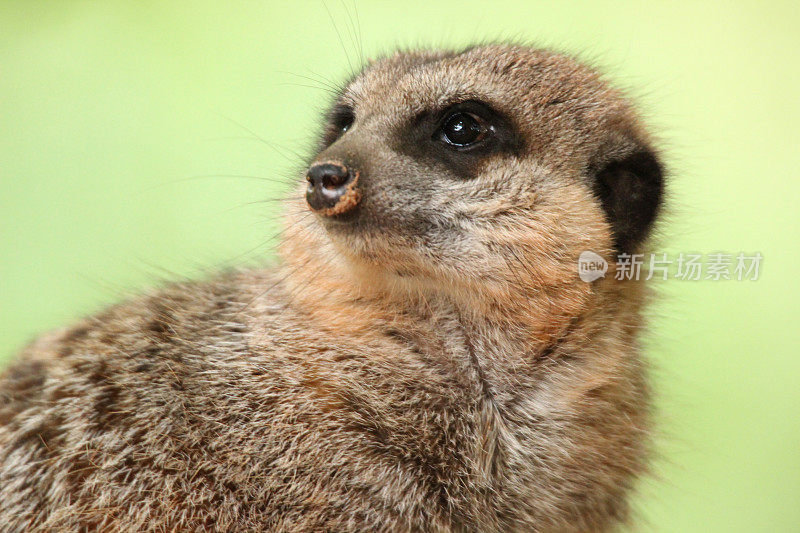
0 45 662 531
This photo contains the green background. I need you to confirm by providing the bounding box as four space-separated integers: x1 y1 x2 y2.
1 1 798 530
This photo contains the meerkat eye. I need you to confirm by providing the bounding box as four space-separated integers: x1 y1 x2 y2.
437 112 487 147
332 106 355 134
322 105 355 147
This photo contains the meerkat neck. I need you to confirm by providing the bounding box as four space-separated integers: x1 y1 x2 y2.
279 236 623 368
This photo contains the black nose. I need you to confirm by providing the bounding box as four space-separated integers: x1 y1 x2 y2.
305 161 360 215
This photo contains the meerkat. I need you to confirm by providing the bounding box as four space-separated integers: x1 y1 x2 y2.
0 44 663 532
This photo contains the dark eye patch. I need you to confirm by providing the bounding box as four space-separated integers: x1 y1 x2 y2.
394 100 522 180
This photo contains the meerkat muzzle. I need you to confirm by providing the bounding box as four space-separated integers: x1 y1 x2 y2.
305 161 361 217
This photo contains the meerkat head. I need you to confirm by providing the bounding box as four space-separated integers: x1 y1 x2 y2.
287 44 663 311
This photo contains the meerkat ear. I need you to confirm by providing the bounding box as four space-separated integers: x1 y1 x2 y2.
591 148 664 253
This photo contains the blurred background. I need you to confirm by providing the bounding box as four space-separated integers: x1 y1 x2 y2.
1 1 798 531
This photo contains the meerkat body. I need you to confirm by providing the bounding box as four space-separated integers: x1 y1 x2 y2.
0 45 663 531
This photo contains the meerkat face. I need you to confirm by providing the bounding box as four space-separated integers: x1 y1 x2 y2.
300 45 663 297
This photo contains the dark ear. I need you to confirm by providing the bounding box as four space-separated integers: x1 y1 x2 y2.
592 149 664 253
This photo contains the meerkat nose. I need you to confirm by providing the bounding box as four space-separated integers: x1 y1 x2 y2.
305 161 361 216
